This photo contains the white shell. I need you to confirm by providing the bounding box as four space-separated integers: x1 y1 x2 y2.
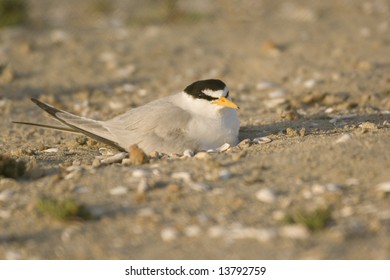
42 148 58 153
101 152 127 164
216 143 231 152
252 137 272 144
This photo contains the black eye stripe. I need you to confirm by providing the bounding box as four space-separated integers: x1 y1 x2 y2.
196 91 218 101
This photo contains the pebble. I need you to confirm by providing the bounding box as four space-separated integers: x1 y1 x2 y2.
279 225 310 239
184 225 201 237
99 148 114 156
109 186 128 196
238 138 251 149
182 149 194 158
0 64 14 84
252 137 272 144
335 134 352 144
172 172 191 182
42 148 59 153
137 179 149 194
216 143 230 152
219 169 232 180
303 79 321 88
161 227 179 242
189 182 211 192
377 181 390 198
101 152 127 164
256 188 276 203
359 122 377 130
132 169 148 178
208 226 225 238
128 145 149 165
194 151 211 160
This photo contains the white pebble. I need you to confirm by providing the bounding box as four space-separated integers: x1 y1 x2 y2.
137 179 149 194
109 186 128 196
256 188 276 203
279 225 309 239
216 143 231 152
231 227 276 242
311 184 325 194
99 148 114 156
182 149 194 158
101 152 127 164
172 172 191 182
190 182 211 192
252 137 272 144
194 151 211 160
132 169 148 178
208 226 225 238
377 181 390 193
184 225 202 237
161 227 179 242
238 138 251 149
303 79 320 88
335 134 352 144
219 169 232 180
42 148 58 153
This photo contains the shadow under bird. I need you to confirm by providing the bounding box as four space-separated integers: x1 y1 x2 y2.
14 79 240 154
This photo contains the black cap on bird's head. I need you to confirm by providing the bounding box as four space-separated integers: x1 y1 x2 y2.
184 79 239 109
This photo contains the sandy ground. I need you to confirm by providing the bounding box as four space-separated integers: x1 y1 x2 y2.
0 0 390 259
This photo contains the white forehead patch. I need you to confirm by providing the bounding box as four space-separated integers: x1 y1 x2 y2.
202 86 229 98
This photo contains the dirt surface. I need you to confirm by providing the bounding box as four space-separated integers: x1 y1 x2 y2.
1 0 390 259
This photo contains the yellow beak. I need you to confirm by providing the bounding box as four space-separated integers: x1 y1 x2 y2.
211 96 239 109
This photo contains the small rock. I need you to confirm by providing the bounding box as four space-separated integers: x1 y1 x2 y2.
129 145 149 165
101 152 127 164
377 181 390 198
109 186 128 196
137 179 149 194
252 137 272 144
256 188 276 203
286 127 299 137
238 138 251 149
161 227 179 242
182 149 194 158
299 127 306 137
335 134 352 144
268 89 286 98
194 151 211 160
219 169 232 180
0 209 11 219
359 122 377 130
189 182 211 192
216 143 230 152
184 225 201 237
279 225 310 239
149 151 160 159
132 169 148 178
208 226 225 238
42 148 59 153
172 172 191 182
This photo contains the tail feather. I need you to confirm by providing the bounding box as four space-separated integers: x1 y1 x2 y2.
14 98 125 151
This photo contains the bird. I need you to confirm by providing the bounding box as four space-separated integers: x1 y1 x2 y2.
14 79 240 154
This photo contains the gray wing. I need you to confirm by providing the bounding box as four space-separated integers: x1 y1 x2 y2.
28 98 124 150
105 96 197 153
